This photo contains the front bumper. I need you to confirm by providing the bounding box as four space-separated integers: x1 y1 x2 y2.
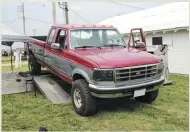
89 76 165 98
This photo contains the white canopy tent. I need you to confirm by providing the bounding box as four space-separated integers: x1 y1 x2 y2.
97 2 189 34
1 24 30 71
1 24 29 45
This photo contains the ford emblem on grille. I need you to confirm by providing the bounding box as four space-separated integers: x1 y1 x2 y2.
136 71 141 75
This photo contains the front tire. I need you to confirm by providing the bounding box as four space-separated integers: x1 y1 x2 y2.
71 79 97 116
135 89 159 104
28 54 41 75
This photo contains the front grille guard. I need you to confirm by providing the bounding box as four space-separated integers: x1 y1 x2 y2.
113 63 161 84
114 74 162 87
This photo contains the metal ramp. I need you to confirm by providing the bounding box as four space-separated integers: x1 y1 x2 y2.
33 74 71 104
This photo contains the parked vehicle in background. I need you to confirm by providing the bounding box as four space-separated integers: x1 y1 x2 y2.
2 51 9 57
28 25 165 116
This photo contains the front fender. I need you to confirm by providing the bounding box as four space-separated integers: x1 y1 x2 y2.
72 67 93 83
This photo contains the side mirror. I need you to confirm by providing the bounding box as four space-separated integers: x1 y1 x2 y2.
51 43 60 50
135 42 145 48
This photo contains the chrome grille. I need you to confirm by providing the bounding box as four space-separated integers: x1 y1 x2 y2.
115 64 159 83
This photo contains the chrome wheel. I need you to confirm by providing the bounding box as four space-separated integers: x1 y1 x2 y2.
73 88 82 108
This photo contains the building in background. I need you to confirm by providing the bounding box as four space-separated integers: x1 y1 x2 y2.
98 2 189 74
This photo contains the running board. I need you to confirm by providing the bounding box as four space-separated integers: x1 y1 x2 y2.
33 75 71 104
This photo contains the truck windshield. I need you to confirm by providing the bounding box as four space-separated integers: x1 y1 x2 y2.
70 29 126 49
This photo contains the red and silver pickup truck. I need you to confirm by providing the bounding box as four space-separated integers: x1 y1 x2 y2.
28 25 165 116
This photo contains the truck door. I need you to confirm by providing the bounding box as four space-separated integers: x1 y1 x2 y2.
50 28 73 77
44 28 56 67
128 28 147 51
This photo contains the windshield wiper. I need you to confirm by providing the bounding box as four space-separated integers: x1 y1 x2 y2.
75 46 95 49
75 46 101 49
103 44 126 47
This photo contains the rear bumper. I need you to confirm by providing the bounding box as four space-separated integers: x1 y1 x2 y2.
89 76 165 98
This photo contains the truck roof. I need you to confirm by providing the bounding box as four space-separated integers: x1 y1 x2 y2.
52 24 116 29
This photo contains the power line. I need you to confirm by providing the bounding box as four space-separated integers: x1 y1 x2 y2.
36 4 46 17
24 2 38 15
25 17 51 24
95 10 135 24
70 9 91 24
2 17 21 23
109 2 145 10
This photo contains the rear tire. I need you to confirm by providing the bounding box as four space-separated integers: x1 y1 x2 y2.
135 89 159 104
71 79 97 116
28 54 41 75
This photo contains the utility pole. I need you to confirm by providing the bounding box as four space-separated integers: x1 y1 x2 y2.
22 2 26 35
58 2 69 24
65 2 69 24
18 2 26 35
52 2 56 24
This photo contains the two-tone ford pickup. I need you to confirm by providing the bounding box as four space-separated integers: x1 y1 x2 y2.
28 25 165 116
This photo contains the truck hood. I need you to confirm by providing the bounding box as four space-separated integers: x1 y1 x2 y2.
74 47 162 68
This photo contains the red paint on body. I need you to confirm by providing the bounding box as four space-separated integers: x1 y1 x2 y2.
73 47 161 68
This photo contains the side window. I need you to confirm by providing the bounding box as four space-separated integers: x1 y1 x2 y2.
47 28 56 44
56 29 67 49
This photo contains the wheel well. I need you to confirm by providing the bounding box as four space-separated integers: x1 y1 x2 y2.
73 73 86 81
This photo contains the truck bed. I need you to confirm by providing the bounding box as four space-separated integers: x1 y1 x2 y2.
29 36 47 42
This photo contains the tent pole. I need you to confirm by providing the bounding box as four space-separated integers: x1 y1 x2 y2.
10 45 13 71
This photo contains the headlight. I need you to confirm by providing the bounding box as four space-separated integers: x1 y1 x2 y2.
158 61 164 73
93 69 113 81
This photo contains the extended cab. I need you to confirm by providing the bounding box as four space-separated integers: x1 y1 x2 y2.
28 25 165 116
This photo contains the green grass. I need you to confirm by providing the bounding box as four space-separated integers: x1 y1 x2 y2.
2 56 12 61
2 64 46 73
2 63 29 72
1 56 13 64
1 60 28 64
2 74 189 131
1 56 28 64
